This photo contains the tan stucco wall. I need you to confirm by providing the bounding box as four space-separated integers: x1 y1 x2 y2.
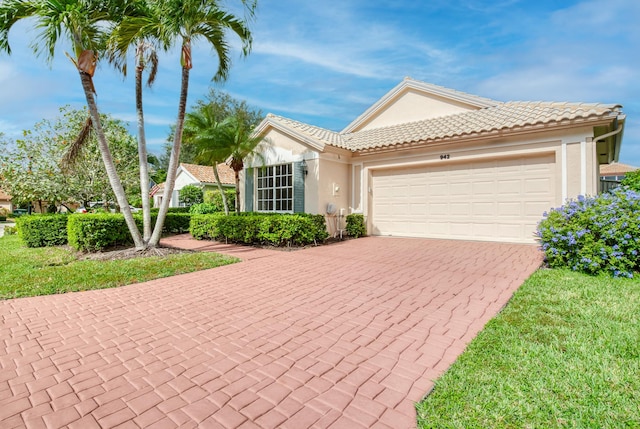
357 89 480 132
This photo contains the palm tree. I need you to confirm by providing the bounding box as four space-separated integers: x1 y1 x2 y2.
0 0 146 249
107 2 159 243
115 0 256 246
215 115 265 213
183 106 232 214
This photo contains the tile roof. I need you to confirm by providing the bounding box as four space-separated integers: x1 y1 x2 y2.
266 101 622 152
599 162 637 176
180 163 235 185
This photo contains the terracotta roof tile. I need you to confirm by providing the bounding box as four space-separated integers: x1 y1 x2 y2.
266 101 622 152
180 163 235 185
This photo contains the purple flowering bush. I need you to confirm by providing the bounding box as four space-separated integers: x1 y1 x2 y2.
537 187 640 278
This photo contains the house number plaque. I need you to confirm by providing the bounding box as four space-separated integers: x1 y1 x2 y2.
440 154 450 160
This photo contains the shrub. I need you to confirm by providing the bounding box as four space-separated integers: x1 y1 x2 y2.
203 189 236 212
620 170 640 191
68 213 131 251
179 184 204 207
190 212 328 246
162 213 191 233
0 216 5 222
190 202 223 214
3 225 17 235
68 212 192 251
346 214 367 238
16 214 69 247
537 187 640 278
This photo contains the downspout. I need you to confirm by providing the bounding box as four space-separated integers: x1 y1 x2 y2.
593 117 624 162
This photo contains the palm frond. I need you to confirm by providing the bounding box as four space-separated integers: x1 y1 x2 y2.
61 115 92 171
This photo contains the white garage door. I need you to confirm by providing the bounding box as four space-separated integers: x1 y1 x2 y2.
371 154 556 243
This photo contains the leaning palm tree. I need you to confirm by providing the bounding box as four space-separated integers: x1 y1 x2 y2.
115 0 256 246
0 0 146 249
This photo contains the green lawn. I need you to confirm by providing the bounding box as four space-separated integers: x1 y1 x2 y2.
417 268 640 428
0 234 239 299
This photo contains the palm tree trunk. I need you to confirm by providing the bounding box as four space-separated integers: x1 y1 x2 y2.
79 71 145 249
212 164 229 215
135 50 152 243
149 65 190 246
234 169 241 214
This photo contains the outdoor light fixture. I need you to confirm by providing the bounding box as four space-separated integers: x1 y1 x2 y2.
301 159 308 176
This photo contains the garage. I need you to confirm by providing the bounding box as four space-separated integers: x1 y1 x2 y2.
371 154 557 243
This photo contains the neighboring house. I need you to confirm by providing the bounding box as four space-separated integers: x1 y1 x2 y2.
599 162 637 192
241 77 626 243
0 187 12 213
151 163 235 208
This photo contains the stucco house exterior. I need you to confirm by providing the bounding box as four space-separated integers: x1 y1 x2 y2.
241 78 625 243
151 162 235 208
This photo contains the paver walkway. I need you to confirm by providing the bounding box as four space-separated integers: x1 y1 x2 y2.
0 236 542 428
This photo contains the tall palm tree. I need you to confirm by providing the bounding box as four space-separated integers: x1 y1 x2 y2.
115 0 255 246
0 0 146 249
107 3 159 243
183 105 232 214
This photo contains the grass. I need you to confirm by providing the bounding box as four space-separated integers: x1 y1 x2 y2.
416 268 640 428
0 234 239 299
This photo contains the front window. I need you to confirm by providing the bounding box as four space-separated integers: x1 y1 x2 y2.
257 164 293 212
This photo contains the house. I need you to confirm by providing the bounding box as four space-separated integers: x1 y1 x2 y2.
151 163 235 208
0 187 12 213
599 162 637 192
241 77 626 243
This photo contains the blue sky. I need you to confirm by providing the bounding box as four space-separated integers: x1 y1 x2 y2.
1 0 639 165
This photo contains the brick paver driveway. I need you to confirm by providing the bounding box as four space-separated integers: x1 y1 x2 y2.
1 236 542 428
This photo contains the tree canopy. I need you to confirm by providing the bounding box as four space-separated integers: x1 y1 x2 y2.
0 106 139 211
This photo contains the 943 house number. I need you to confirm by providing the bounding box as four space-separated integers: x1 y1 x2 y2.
440 154 450 160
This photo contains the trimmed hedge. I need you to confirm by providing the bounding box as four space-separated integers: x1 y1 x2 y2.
68 213 131 251
346 214 367 238
68 212 192 251
16 214 69 247
150 207 191 214
190 213 329 246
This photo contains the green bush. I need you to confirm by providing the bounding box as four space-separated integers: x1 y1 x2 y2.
68 212 192 251
162 213 191 233
189 212 328 246
150 207 191 214
190 202 223 214
537 187 640 278
3 225 17 235
16 214 69 247
346 213 367 238
179 184 204 207
0 216 6 222
620 170 640 191
68 213 131 251
203 189 236 212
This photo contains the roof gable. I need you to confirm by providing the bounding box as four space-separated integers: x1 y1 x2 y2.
342 77 500 133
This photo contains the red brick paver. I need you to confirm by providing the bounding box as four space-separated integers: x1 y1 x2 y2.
0 236 542 428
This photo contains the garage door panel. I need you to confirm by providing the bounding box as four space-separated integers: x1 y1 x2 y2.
371 154 556 243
